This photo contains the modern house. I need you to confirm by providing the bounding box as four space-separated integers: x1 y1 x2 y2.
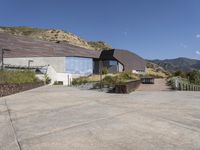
0 33 146 85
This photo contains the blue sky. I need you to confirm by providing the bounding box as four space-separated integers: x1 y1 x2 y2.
0 0 200 59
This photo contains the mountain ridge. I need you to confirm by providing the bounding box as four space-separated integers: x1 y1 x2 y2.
149 57 200 72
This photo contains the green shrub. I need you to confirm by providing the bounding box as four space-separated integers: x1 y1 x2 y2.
102 72 138 86
187 70 200 85
172 70 200 85
72 77 88 85
118 72 134 80
102 75 118 85
72 72 139 87
44 74 51 84
102 67 108 75
0 70 39 84
173 71 187 78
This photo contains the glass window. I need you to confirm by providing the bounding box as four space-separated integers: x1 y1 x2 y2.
65 57 93 75
109 60 118 66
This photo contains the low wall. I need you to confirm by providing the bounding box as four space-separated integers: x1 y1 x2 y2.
114 80 141 94
0 82 44 97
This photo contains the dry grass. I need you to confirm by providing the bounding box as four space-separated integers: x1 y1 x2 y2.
146 68 168 78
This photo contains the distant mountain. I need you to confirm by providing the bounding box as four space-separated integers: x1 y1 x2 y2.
149 57 200 72
0 26 112 50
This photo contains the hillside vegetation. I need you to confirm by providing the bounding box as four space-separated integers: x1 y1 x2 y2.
0 26 112 50
150 57 200 72
146 61 170 78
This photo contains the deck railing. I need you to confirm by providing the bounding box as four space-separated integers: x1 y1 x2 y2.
169 77 200 91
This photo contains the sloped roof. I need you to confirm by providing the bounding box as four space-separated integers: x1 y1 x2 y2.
0 33 101 58
100 49 146 71
0 33 146 71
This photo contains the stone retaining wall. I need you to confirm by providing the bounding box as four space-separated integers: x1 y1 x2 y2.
0 82 44 97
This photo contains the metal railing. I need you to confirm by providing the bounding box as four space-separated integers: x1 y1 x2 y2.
169 77 200 91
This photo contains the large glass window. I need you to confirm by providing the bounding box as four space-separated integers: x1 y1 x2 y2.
109 60 118 66
65 57 93 75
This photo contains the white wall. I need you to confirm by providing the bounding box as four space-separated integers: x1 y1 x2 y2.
4 57 65 73
46 66 72 86
4 57 72 86
118 62 124 72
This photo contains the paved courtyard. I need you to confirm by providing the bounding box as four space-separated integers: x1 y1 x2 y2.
1 86 200 150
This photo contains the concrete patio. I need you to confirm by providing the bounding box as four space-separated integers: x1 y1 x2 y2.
1 86 200 150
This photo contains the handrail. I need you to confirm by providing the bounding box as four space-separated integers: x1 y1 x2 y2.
169 77 200 91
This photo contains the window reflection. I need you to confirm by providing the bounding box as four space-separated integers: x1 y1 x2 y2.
65 57 93 75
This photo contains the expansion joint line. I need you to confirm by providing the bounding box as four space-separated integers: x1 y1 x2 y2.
4 99 22 150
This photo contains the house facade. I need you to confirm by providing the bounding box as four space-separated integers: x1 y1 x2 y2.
0 33 146 85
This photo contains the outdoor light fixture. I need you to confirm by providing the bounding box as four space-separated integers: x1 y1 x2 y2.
28 60 34 69
1 48 11 71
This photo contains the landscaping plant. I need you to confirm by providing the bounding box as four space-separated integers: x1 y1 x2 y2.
0 70 40 84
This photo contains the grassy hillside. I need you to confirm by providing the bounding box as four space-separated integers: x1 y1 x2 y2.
0 26 112 50
146 61 170 78
150 57 200 72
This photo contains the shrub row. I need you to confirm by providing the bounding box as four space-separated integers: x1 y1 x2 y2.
0 70 39 84
72 72 139 86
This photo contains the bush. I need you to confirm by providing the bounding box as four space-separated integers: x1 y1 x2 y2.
44 74 51 84
72 72 140 87
187 70 200 85
72 77 88 85
102 72 139 86
172 70 200 85
102 67 108 75
118 72 134 80
173 71 187 78
0 70 39 84
146 68 168 78
102 75 118 86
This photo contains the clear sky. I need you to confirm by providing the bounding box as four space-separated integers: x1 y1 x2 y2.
0 0 200 60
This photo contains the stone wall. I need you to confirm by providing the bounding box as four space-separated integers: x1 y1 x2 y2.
0 82 44 97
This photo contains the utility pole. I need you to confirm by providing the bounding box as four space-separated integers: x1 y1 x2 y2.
1 48 11 71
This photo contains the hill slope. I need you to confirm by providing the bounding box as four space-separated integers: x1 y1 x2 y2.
150 57 200 72
0 26 112 50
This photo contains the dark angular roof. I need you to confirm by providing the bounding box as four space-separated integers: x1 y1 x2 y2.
0 33 101 58
100 49 146 71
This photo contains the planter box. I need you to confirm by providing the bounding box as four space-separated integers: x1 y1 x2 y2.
0 82 44 97
114 80 141 94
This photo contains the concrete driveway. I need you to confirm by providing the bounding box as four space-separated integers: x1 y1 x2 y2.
1 86 200 150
